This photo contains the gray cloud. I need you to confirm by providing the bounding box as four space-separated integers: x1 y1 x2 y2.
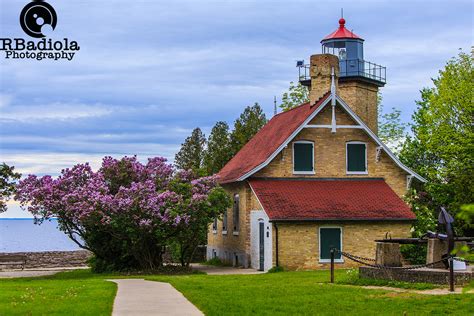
0 0 472 218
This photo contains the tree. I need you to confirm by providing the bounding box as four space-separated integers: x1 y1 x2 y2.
399 51 474 234
378 94 408 153
15 156 231 271
203 121 232 175
279 81 309 111
230 103 267 155
0 163 21 213
175 128 206 174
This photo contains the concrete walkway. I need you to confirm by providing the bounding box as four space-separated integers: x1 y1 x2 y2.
109 279 203 316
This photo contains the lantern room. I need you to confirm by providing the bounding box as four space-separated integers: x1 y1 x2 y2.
321 18 364 62
299 17 386 87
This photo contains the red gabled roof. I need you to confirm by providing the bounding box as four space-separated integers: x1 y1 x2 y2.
217 93 331 184
249 178 415 221
321 18 363 41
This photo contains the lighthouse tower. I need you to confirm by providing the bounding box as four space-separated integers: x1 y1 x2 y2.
300 17 385 134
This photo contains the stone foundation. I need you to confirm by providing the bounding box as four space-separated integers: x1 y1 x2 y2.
206 246 249 268
360 266 473 285
0 250 91 269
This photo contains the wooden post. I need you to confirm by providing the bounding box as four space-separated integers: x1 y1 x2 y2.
449 257 454 292
330 248 335 283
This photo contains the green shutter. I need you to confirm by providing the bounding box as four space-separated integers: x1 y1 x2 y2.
320 228 342 260
347 143 366 172
294 143 313 172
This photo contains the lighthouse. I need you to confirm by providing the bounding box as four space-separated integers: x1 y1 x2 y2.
300 17 385 134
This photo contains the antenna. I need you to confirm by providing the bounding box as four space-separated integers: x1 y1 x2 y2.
273 96 277 116
341 8 343 18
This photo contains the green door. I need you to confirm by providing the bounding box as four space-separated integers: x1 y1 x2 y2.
320 228 342 260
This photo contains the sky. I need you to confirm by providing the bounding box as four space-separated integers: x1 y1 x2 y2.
0 0 472 217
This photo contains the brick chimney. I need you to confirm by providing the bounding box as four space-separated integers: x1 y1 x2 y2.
308 54 339 105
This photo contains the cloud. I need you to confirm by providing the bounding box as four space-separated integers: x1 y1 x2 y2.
0 102 112 122
0 201 31 218
0 152 179 177
0 0 472 199
0 94 13 108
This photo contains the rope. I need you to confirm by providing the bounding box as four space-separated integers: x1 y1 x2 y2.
332 249 449 270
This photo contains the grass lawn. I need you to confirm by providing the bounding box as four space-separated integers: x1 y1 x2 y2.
148 271 474 316
0 271 117 315
0 269 473 315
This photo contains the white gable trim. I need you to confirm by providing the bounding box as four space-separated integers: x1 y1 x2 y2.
335 95 426 183
248 181 266 213
237 94 426 183
237 96 332 181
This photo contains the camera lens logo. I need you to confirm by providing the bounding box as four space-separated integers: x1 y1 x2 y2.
19 1 57 38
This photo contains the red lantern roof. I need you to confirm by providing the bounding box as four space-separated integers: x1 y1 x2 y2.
322 18 363 41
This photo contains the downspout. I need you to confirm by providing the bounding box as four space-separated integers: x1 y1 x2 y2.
274 222 279 267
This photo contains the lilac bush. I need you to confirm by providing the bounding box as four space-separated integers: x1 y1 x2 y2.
15 156 230 271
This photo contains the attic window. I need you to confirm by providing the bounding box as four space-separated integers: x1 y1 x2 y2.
346 142 367 174
293 141 314 174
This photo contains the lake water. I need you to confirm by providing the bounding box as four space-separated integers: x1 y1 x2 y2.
0 219 81 252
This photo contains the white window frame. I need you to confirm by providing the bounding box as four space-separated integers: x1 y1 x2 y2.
292 140 315 175
346 141 368 175
319 226 344 263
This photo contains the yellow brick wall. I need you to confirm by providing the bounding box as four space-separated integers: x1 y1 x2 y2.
338 81 379 134
273 222 411 270
207 181 262 263
309 104 358 126
253 111 409 197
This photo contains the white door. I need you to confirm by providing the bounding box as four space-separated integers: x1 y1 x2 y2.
250 210 272 271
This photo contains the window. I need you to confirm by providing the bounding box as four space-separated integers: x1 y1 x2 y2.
212 218 217 233
293 141 314 174
233 194 240 233
319 227 343 263
346 142 367 174
222 210 228 234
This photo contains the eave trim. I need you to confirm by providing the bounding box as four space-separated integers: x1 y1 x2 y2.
237 96 332 181
335 95 427 183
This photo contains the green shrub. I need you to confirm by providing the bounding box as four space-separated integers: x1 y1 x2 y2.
268 266 284 273
400 244 427 265
202 257 229 266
